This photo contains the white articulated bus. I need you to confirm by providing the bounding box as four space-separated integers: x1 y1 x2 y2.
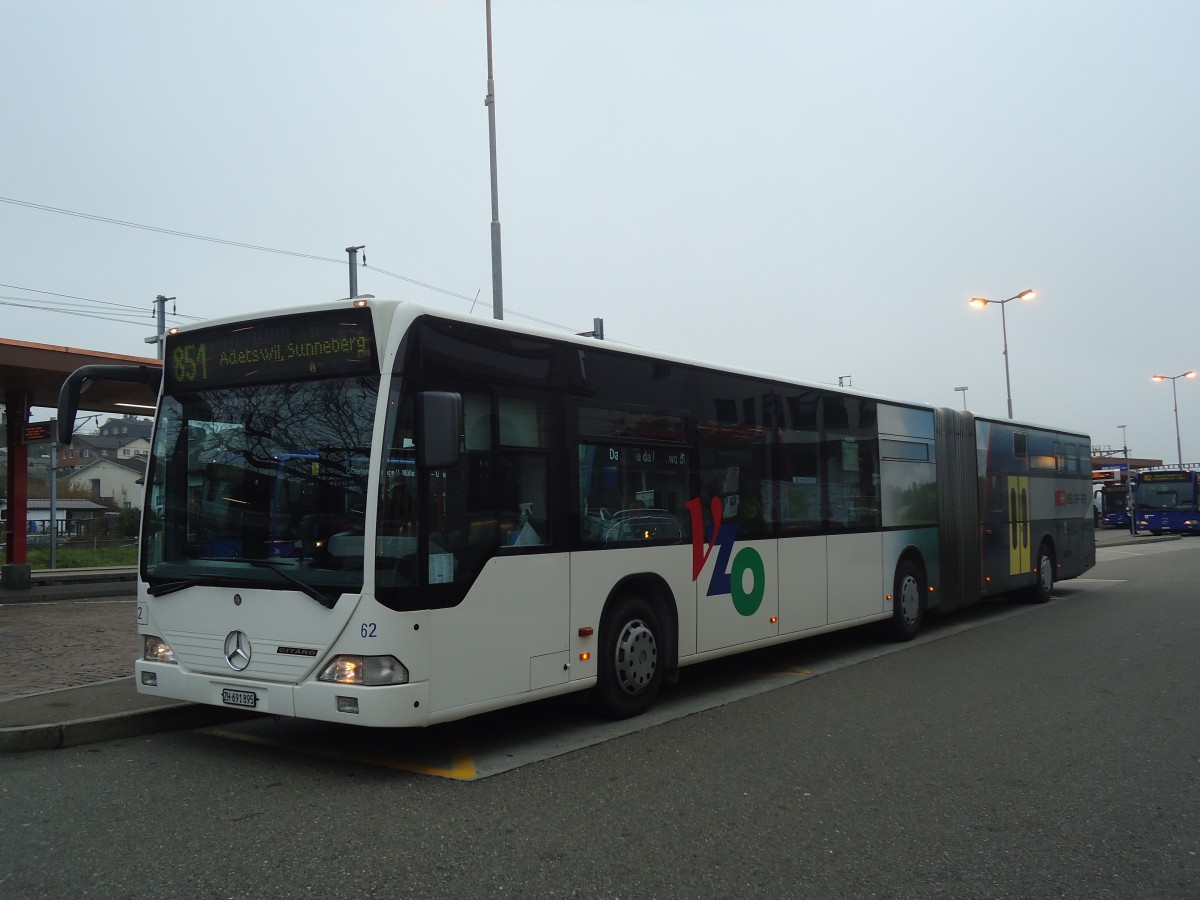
58 298 1096 726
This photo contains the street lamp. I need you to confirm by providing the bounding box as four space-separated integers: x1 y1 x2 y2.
1151 370 1196 467
954 386 968 410
970 289 1036 420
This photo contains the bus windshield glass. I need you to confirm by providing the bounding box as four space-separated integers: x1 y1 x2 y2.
1135 474 1194 512
142 375 380 601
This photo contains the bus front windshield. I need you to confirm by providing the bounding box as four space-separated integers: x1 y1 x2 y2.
143 376 380 603
1135 477 1194 512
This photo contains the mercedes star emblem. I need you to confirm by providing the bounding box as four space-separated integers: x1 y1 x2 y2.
224 630 252 671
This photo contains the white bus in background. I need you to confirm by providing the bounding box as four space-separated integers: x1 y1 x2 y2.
58 299 1096 726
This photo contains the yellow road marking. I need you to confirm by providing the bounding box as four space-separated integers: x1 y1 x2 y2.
199 726 478 781
781 665 813 675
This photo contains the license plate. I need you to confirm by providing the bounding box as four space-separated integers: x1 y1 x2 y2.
221 688 258 708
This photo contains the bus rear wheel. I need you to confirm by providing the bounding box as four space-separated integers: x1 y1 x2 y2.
1027 542 1054 604
888 559 924 642
592 593 664 719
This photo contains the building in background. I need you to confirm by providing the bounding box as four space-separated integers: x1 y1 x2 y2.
0 497 110 536
66 456 147 510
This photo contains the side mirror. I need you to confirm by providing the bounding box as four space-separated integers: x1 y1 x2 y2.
58 364 163 444
416 391 462 469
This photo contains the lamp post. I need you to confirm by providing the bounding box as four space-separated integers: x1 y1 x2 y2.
969 289 1036 420
954 386 968 410
1151 370 1196 467
1118 424 1134 536
484 0 504 321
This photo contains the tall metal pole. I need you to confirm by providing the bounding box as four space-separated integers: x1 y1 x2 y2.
153 295 174 361
346 245 364 299
1119 424 1135 536
485 0 504 320
1154 372 1195 467
1170 377 1183 467
999 300 1014 420
49 420 57 570
970 290 1034 421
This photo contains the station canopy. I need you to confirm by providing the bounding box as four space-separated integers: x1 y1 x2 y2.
0 337 160 417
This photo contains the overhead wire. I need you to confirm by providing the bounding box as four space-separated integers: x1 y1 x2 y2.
1 195 582 334
0 281 202 322
0 296 176 328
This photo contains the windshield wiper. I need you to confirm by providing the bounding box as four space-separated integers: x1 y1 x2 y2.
148 578 203 597
242 559 337 609
202 557 337 609
147 571 246 597
148 560 338 609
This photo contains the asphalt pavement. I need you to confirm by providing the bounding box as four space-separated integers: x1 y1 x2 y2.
0 576 252 751
0 527 1172 754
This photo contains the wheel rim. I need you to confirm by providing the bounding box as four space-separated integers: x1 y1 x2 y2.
614 618 657 695
898 574 921 627
1038 553 1053 594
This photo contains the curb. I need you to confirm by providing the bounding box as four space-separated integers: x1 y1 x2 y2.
1098 534 1183 548
0 703 259 754
0 582 137 603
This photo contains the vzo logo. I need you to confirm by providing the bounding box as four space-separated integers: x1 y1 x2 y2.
685 497 765 616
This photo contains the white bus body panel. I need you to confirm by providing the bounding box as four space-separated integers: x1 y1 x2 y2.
569 544 697 658
777 535 829 635
428 552 570 714
141 586 359 680
828 532 886 623
695 538 779 653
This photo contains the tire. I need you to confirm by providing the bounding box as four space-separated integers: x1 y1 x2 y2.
591 593 664 719
888 559 924 642
1026 541 1054 604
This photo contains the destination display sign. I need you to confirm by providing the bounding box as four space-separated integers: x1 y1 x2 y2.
1140 471 1193 482
163 307 377 392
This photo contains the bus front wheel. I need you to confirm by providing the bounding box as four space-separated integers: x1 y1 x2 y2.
888 559 924 642
592 593 664 719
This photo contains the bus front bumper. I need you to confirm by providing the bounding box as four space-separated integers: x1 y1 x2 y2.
134 660 432 727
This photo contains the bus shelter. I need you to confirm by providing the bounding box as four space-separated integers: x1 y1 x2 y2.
1 338 159 587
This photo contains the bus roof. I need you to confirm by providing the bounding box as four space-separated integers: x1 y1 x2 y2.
170 296 1089 439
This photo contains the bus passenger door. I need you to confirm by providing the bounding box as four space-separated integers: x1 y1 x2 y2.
1007 475 1030 576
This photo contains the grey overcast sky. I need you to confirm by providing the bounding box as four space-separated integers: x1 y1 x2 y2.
2 1 1197 463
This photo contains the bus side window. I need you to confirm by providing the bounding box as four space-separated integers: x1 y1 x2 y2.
822 395 879 531
575 405 691 547
497 394 551 547
777 390 822 535
698 392 772 539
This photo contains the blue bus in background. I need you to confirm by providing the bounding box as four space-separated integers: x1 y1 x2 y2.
1133 466 1200 535
1092 466 1131 529
1100 482 1131 528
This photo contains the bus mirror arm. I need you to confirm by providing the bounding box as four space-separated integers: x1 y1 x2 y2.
416 391 463 470
57 364 163 444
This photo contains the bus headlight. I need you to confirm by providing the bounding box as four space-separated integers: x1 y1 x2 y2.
143 635 177 664
318 655 409 686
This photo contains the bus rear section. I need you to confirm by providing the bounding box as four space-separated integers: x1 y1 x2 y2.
973 418 1095 602
932 410 1094 607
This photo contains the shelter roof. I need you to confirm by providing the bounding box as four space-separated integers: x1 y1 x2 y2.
0 337 160 415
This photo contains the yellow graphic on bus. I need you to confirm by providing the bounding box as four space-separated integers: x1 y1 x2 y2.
1008 475 1030 575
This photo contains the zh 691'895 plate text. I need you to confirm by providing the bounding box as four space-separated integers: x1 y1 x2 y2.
221 688 257 708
